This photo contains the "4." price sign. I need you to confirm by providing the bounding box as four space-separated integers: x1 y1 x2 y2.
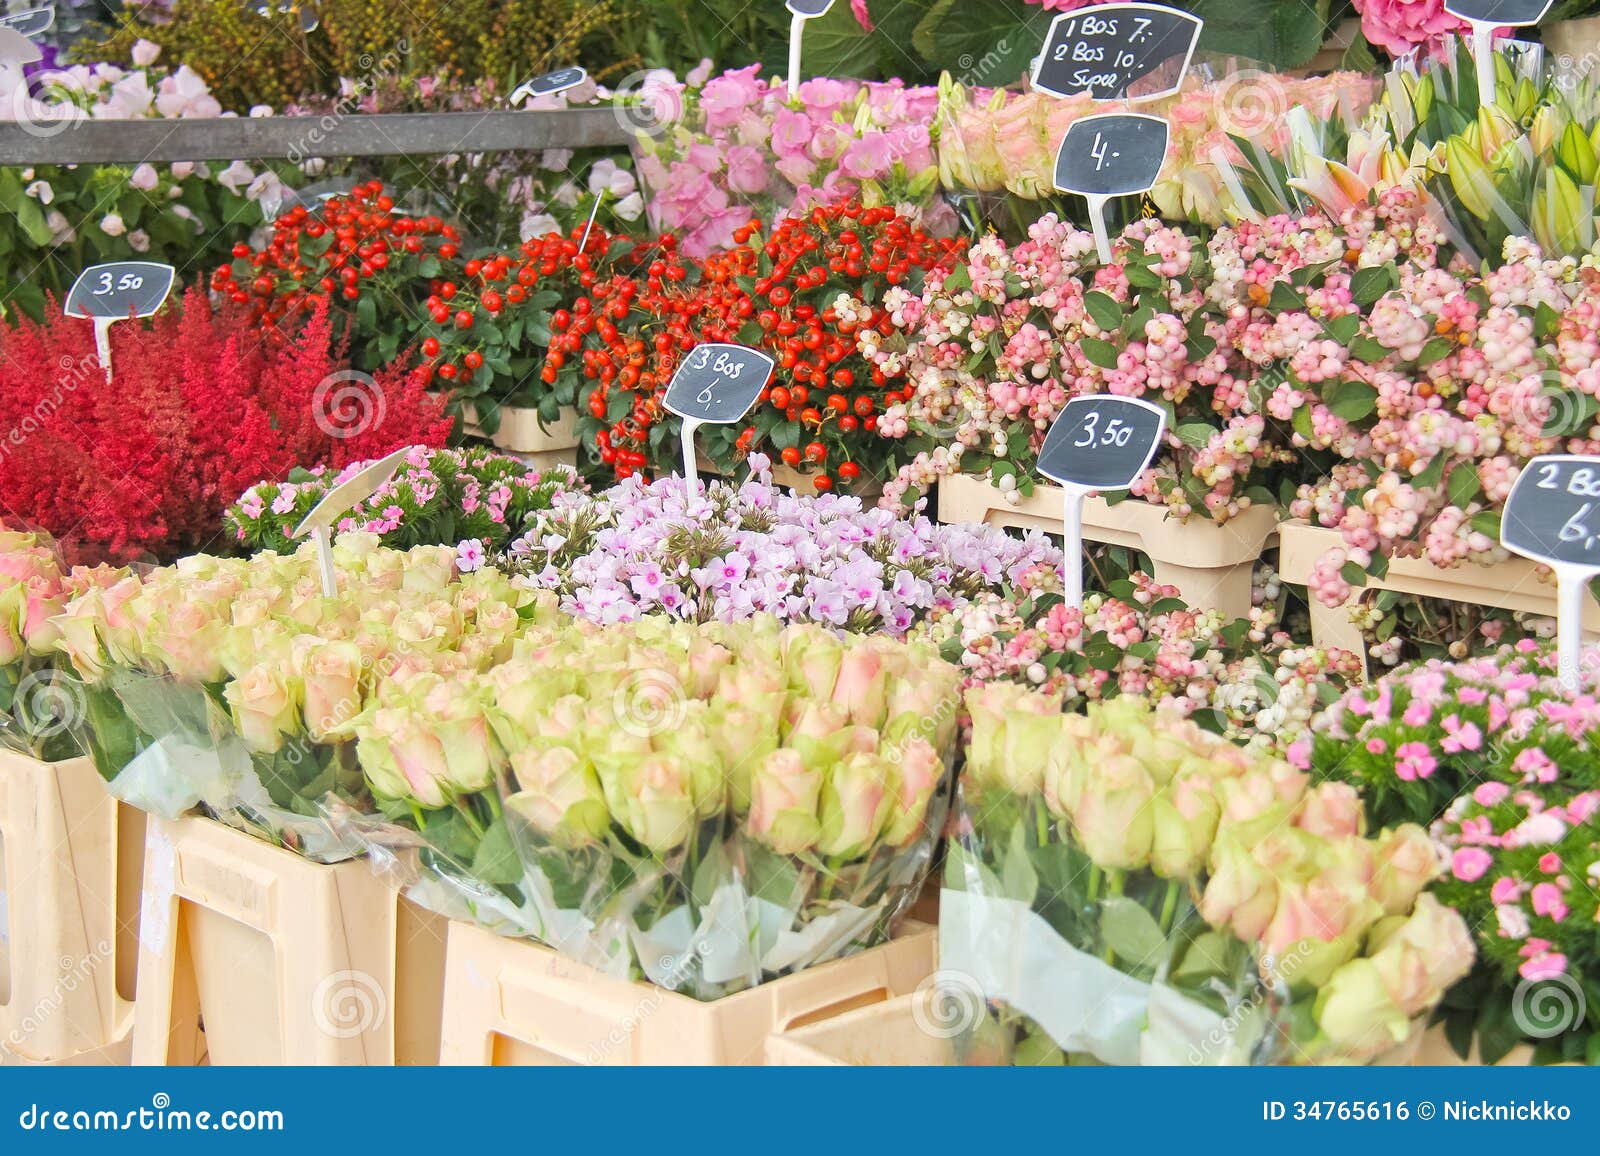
1501 453 1600 690
1032 3 1201 101
1054 112 1169 263
65 261 176 384
664 343 777 494
1037 395 1167 611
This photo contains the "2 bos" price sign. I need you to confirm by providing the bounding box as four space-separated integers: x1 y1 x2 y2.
1501 454 1600 690
1032 3 1202 102
1038 395 1167 611
664 343 776 494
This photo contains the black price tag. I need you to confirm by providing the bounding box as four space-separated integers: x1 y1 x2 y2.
0 6 54 37
512 66 589 103
787 0 836 15
1037 396 1166 491
1501 455 1600 570
664 343 775 424
64 262 176 321
1443 0 1553 24
1032 3 1201 101
1054 113 1168 198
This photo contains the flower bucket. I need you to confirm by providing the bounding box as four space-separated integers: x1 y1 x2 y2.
766 992 955 1065
0 750 141 1065
937 475 1277 620
463 405 581 472
1277 521 1600 677
438 919 935 1066
131 814 447 1066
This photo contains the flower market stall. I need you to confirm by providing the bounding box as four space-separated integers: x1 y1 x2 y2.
2 0 1600 1081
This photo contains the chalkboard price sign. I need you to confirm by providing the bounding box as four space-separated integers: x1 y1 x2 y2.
64 261 175 321
1501 455 1600 569
511 66 589 104
1038 395 1166 491
787 0 836 15
1443 0 1553 24
1054 112 1169 199
1032 3 1202 101
664 343 775 424
0 6 55 38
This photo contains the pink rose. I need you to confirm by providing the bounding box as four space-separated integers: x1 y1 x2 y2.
507 746 609 847
300 640 365 741
747 748 824 854
832 645 886 727
882 736 945 846
1371 825 1439 914
817 751 891 859
1295 782 1365 840
224 665 301 754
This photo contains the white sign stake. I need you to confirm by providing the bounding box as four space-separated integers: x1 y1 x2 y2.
64 261 175 385
1500 453 1600 692
1443 0 1554 109
785 0 836 99
1035 396 1167 613
290 445 416 596
663 343 776 505
580 188 606 250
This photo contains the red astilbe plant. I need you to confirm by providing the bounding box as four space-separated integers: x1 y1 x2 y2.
0 289 452 564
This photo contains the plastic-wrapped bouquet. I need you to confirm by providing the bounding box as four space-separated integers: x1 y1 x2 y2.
632 65 948 259
50 537 555 862
351 613 963 994
225 445 584 559
0 528 126 761
504 459 1062 633
947 694 1474 1065
1307 641 1600 1062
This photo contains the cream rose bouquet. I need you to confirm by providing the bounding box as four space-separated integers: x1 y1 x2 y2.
0 527 127 761
52 535 554 862
360 613 964 995
945 692 1474 1065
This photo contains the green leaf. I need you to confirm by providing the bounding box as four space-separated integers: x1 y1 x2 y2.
468 814 525 886
1350 264 1397 307
1325 314 1360 345
1175 421 1214 449
1079 336 1120 370
1001 821 1038 905
1327 381 1378 422
1415 336 1455 366
921 0 1052 85
1267 280 1306 312
1187 0 1328 67
1099 897 1167 966
1469 510 1502 539
1349 336 1390 362
1291 403 1315 439
1083 290 1124 332
1339 561 1368 587
799 5 881 79
1447 466 1482 507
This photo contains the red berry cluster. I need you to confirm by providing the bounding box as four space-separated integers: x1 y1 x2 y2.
572 200 965 491
211 181 463 371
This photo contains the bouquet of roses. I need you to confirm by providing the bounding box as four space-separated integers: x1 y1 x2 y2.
354 613 963 994
225 445 583 559
504 458 1061 634
946 693 1474 1065
632 65 949 260
50 536 553 862
915 570 1362 751
0 528 127 761
1307 640 1600 1061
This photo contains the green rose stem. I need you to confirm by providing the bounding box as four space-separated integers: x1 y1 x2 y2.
1034 798 1049 847
452 796 486 839
1157 878 1181 936
818 854 846 902
1102 869 1126 968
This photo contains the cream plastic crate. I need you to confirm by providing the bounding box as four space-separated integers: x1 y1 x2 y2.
766 993 953 1065
132 814 447 1066
937 475 1277 620
439 918 936 1066
0 750 142 1065
1278 520 1600 676
463 404 581 471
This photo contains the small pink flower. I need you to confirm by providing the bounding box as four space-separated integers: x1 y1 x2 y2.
1286 738 1310 769
1451 847 1493 883
1474 781 1510 807
1440 715 1482 753
1490 876 1523 905
1538 852 1562 874
1402 700 1432 727
1531 882 1569 923
1518 953 1569 982
1365 738 1387 755
1394 741 1436 781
